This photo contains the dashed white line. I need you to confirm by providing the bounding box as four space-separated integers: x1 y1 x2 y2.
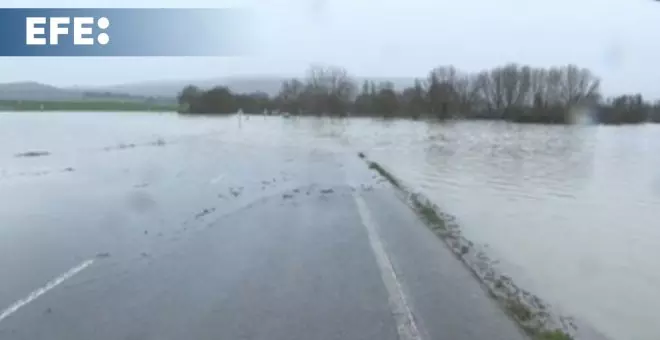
0 259 95 323
352 192 422 340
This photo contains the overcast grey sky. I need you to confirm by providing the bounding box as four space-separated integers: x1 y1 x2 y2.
1 0 660 97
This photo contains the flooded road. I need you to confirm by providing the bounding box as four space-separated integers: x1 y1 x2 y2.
0 112 528 340
344 120 660 340
1 112 659 339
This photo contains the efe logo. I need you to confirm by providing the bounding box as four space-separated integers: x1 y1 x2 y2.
26 17 110 46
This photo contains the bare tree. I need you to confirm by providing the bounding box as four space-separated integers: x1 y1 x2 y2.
545 67 563 107
400 79 427 118
304 65 356 115
558 65 601 107
453 72 483 115
276 78 305 114
427 66 459 118
178 61 645 125
529 67 548 109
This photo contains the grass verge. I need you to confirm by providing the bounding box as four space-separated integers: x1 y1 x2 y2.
536 331 574 340
367 161 401 189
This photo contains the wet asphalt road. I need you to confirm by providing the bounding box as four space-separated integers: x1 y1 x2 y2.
0 137 528 340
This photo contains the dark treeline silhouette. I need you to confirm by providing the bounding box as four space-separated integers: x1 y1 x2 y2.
177 64 660 124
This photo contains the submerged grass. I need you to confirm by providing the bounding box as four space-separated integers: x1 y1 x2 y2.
367 161 401 189
359 151 576 340
535 330 574 340
508 300 534 322
410 194 446 232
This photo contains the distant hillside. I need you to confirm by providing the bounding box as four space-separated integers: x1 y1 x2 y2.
91 77 289 98
0 77 419 103
87 76 418 98
0 81 175 104
0 81 78 101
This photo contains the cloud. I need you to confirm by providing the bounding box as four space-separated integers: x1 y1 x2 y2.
2 0 660 98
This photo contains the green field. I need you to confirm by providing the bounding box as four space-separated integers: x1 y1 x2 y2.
0 99 178 112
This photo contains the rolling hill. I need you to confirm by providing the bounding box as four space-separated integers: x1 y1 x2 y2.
0 77 418 103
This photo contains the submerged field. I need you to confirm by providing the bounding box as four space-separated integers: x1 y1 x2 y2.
0 100 177 112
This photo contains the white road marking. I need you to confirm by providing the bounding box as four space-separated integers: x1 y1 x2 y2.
0 259 95 323
352 193 422 340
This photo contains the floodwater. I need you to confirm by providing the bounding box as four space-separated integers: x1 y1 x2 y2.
2 112 659 340
345 119 660 340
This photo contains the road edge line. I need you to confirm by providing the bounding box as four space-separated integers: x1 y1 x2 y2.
352 192 422 340
0 258 95 323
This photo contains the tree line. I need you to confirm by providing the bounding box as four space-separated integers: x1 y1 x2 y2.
177 64 660 124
